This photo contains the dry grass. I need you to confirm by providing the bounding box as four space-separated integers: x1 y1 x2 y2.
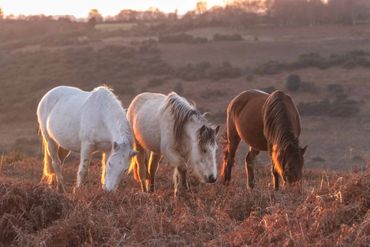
0 154 369 246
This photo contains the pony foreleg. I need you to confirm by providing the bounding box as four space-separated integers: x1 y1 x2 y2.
173 166 189 197
272 164 280 191
245 148 259 190
76 143 92 189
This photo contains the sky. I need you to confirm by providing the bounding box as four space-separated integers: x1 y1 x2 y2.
0 0 227 17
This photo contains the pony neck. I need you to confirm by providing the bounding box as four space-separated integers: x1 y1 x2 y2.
101 99 131 145
106 117 130 145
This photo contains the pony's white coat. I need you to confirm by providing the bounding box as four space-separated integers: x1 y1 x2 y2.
127 92 219 194
37 86 136 191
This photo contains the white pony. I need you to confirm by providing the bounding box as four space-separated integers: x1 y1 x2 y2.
127 92 219 195
37 86 137 192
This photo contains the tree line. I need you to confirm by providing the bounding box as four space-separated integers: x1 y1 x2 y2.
1 0 370 27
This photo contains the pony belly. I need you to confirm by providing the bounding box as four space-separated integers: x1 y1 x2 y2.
135 132 161 154
46 116 81 152
47 129 81 152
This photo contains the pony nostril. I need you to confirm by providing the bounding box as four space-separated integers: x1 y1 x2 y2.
208 175 217 183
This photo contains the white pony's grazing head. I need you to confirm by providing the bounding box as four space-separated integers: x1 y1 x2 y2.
103 141 138 191
186 123 219 183
165 92 219 183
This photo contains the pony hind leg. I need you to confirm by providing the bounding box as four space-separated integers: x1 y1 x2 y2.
221 105 241 184
221 134 241 185
245 147 259 190
45 138 65 192
146 152 161 192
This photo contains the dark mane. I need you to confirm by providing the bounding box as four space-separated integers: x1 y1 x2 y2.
262 91 299 152
164 92 206 149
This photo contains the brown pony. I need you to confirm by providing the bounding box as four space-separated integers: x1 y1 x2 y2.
221 90 307 190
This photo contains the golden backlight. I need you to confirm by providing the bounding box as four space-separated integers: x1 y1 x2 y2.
0 0 226 17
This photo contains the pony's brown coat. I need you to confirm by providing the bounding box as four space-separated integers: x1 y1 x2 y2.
221 90 305 189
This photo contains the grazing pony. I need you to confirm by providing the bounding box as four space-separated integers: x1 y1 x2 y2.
221 90 306 190
127 92 219 195
37 86 137 192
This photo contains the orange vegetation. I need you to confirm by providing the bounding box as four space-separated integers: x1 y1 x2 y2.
0 154 369 246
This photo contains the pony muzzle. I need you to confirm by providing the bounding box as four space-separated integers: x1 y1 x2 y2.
206 174 217 183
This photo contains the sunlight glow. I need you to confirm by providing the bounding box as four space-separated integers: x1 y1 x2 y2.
0 0 227 18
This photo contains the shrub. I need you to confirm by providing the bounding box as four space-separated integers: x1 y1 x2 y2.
175 61 241 81
147 78 165 88
200 89 227 99
173 82 184 95
294 53 329 69
213 33 243 42
285 74 301 91
259 86 276 94
300 81 318 93
209 62 242 81
298 96 360 118
327 84 344 94
255 61 287 75
158 33 208 44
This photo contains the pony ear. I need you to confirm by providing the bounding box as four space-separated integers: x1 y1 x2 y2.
301 145 308 155
200 125 207 133
129 150 139 158
202 112 210 118
214 125 220 135
113 141 119 151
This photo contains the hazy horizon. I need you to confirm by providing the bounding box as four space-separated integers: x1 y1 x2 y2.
0 0 226 17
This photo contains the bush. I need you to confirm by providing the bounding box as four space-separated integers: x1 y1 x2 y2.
259 86 276 94
175 61 241 81
200 89 227 99
255 61 287 75
300 81 318 93
327 84 345 94
298 95 360 118
209 62 242 81
173 82 184 95
158 33 208 44
286 74 301 91
147 78 165 88
213 33 243 42
254 50 370 75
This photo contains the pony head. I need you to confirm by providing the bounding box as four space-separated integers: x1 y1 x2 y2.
103 141 138 191
279 144 307 184
186 124 219 183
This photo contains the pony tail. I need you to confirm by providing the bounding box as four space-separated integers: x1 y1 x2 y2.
101 152 106 185
40 133 54 184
